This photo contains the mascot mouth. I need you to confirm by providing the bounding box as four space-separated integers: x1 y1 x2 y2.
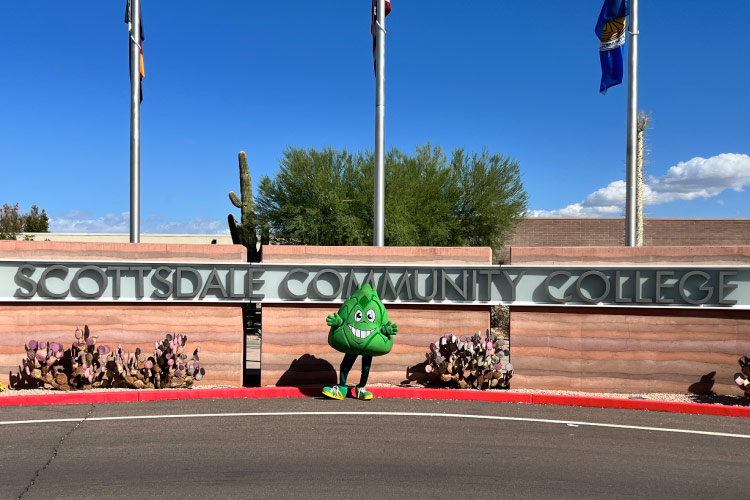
348 324 375 339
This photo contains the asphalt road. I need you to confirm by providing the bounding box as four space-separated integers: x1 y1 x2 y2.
1 397 748 500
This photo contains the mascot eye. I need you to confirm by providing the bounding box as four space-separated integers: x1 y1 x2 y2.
366 309 376 322
354 310 363 322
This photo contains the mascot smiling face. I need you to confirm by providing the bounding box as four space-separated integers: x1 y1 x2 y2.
327 284 395 356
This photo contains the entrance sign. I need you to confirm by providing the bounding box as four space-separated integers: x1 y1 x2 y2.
1 260 748 309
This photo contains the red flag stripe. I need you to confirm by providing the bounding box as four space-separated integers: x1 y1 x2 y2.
371 0 391 75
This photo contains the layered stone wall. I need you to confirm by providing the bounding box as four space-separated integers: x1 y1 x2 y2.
509 246 750 395
0 241 246 387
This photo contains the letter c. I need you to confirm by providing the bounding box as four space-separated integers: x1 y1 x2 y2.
544 271 572 303
280 268 309 300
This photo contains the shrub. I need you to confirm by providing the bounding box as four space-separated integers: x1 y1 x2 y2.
424 331 513 389
734 355 750 398
14 326 205 391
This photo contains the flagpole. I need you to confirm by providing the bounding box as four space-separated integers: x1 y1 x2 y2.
624 0 638 246
129 0 142 243
373 0 386 247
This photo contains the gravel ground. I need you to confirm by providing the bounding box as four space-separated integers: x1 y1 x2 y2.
4 384 747 407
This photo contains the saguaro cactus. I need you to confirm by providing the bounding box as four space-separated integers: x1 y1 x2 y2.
228 151 268 261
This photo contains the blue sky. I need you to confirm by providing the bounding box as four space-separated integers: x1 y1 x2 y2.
1 1 748 234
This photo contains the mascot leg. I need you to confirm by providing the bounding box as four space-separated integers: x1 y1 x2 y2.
352 355 373 400
322 353 357 400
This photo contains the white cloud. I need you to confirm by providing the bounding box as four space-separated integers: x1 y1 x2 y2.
529 153 750 217
50 211 229 234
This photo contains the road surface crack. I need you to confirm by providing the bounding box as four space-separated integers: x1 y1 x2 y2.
16 404 95 499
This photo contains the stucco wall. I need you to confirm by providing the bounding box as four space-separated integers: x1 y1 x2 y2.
509 246 750 395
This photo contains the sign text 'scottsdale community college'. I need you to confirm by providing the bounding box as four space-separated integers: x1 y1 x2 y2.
2 260 749 309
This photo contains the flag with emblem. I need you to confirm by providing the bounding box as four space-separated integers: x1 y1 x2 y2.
595 0 628 94
125 0 145 101
371 0 391 75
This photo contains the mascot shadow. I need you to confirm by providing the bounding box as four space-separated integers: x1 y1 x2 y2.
276 354 337 396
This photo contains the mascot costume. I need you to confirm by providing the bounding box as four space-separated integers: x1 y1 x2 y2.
322 284 397 400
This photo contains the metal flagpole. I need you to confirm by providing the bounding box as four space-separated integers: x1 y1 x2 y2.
129 0 142 243
624 0 638 246
373 0 386 247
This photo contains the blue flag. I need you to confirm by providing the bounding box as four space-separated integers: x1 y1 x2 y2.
595 0 628 94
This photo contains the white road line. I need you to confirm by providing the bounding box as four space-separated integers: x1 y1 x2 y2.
1 411 748 439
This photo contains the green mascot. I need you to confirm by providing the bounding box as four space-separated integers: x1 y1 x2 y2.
322 284 397 400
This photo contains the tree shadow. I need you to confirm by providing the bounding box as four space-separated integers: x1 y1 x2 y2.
276 354 337 392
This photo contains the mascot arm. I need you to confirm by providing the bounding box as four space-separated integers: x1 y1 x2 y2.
382 321 398 337
326 312 344 327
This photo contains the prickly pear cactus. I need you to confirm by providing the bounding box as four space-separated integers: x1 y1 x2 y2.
16 326 108 391
734 355 750 398
228 151 269 262
13 327 205 391
424 331 513 390
104 333 205 389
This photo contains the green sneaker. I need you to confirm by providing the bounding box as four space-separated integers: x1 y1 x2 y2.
322 385 347 400
351 386 373 400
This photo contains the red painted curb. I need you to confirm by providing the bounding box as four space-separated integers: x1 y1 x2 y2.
1 387 748 418
530 394 750 417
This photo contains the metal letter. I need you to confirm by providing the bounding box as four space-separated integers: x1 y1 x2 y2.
635 270 652 303
70 265 107 299
311 269 344 300
501 270 526 301
544 270 572 304
200 268 229 299
478 269 502 301
413 269 438 301
441 270 468 301
678 271 712 305
381 269 412 301
279 268 309 300
108 266 129 299
655 271 675 304
227 267 245 299
174 267 203 299
247 268 265 300
14 264 38 298
719 271 738 305
615 270 632 303
151 266 173 299
39 265 70 299
575 270 611 304
345 269 377 297
131 266 151 299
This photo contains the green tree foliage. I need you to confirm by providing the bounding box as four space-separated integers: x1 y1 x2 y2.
256 144 527 249
0 203 50 240
0 204 24 240
23 205 50 233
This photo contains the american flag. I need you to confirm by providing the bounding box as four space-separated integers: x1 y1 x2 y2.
371 0 391 75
